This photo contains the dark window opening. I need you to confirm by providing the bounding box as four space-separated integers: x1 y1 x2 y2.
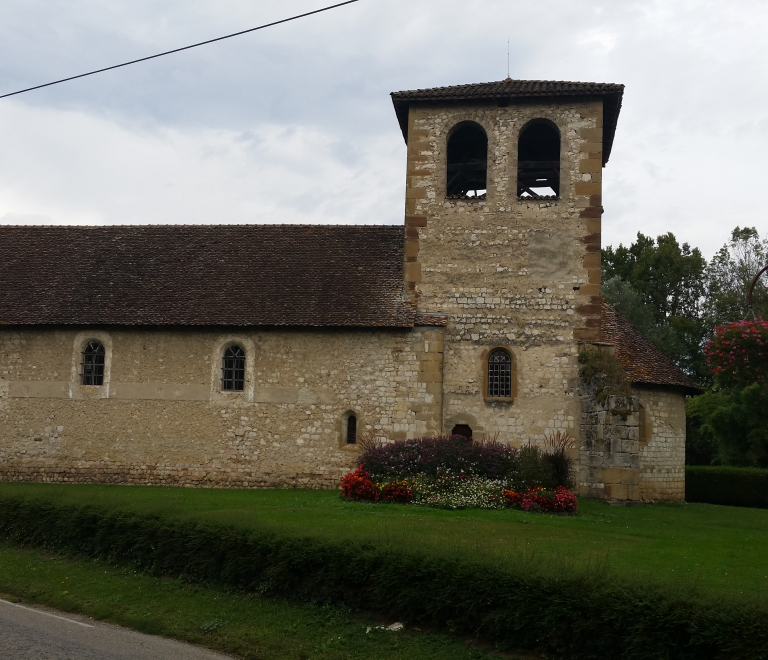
517 121 560 199
447 122 488 199
81 341 105 386
488 349 512 398
451 424 473 440
346 414 357 444
222 345 246 391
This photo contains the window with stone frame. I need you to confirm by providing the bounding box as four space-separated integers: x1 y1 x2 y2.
222 345 246 391
487 349 512 398
346 414 357 444
81 341 105 386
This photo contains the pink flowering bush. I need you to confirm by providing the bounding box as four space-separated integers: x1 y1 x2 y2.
705 319 768 389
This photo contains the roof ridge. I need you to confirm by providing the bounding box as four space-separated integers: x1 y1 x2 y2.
0 223 405 230
391 78 625 97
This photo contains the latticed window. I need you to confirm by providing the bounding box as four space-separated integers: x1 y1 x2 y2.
487 349 512 398
81 341 105 386
222 345 246 391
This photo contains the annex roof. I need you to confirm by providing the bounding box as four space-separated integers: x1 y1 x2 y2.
391 79 624 164
0 225 415 327
601 300 702 393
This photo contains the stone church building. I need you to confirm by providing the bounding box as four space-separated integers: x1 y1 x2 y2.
0 79 698 501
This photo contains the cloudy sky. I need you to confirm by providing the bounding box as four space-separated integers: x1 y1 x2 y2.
1 0 767 258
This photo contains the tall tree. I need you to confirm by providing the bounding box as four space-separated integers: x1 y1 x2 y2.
705 226 768 329
602 232 708 383
603 232 706 323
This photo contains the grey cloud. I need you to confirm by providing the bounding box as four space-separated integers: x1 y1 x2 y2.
0 0 766 255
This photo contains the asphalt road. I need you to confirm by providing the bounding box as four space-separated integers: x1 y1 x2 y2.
0 598 234 659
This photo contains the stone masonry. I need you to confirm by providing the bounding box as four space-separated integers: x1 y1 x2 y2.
0 79 690 501
0 326 444 488
403 99 604 443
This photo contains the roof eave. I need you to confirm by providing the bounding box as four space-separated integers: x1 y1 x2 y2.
391 91 623 166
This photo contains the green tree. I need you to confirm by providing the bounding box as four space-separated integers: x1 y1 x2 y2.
602 232 708 383
603 232 706 323
705 227 768 329
687 384 768 466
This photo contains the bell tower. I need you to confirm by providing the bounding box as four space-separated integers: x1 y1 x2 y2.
391 79 624 443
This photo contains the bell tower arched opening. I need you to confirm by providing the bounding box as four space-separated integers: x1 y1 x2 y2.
517 119 560 198
446 121 488 198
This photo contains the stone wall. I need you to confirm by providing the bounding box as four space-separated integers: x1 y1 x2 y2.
635 386 686 502
401 99 604 444
0 325 444 488
578 379 686 503
579 382 641 501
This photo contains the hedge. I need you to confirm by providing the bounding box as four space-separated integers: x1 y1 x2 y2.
686 466 768 509
1 494 767 660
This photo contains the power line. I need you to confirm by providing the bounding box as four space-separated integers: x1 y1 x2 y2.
0 0 362 100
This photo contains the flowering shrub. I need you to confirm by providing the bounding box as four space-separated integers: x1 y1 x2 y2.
504 486 578 514
409 474 508 510
705 319 768 388
378 480 413 503
342 435 578 512
340 468 413 503
340 466 378 502
359 435 522 481
341 467 578 513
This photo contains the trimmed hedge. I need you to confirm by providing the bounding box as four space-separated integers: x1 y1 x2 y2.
686 466 768 509
1 494 767 659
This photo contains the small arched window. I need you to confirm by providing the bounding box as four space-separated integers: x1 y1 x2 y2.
222 345 246 392
487 349 512 398
81 341 105 386
451 424 473 441
447 122 488 198
346 414 357 444
517 120 560 198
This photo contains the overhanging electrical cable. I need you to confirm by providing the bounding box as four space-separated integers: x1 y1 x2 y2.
0 0 362 100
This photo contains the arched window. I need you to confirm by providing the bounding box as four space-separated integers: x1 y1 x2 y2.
346 414 357 444
222 345 246 391
487 349 512 398
81 341 105 386
451 424 473 441
447 122 488 198
517 120 560 198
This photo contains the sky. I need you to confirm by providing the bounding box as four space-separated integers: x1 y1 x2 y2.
1 0 767 259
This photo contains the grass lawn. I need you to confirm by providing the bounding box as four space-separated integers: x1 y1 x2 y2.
0 542 518 660
1 482 767 598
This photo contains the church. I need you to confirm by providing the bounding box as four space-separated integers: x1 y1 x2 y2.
0 79 698 501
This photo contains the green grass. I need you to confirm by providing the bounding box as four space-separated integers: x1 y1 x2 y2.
1 482 767 597
0 542 518 660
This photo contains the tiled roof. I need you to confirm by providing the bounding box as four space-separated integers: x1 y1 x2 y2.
601 300 702 393
391 79 624 164
0 225 415 327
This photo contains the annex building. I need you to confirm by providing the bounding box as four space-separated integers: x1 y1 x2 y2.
0 79 699 502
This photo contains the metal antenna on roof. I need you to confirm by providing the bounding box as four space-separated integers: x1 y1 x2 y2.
507 38 511 80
